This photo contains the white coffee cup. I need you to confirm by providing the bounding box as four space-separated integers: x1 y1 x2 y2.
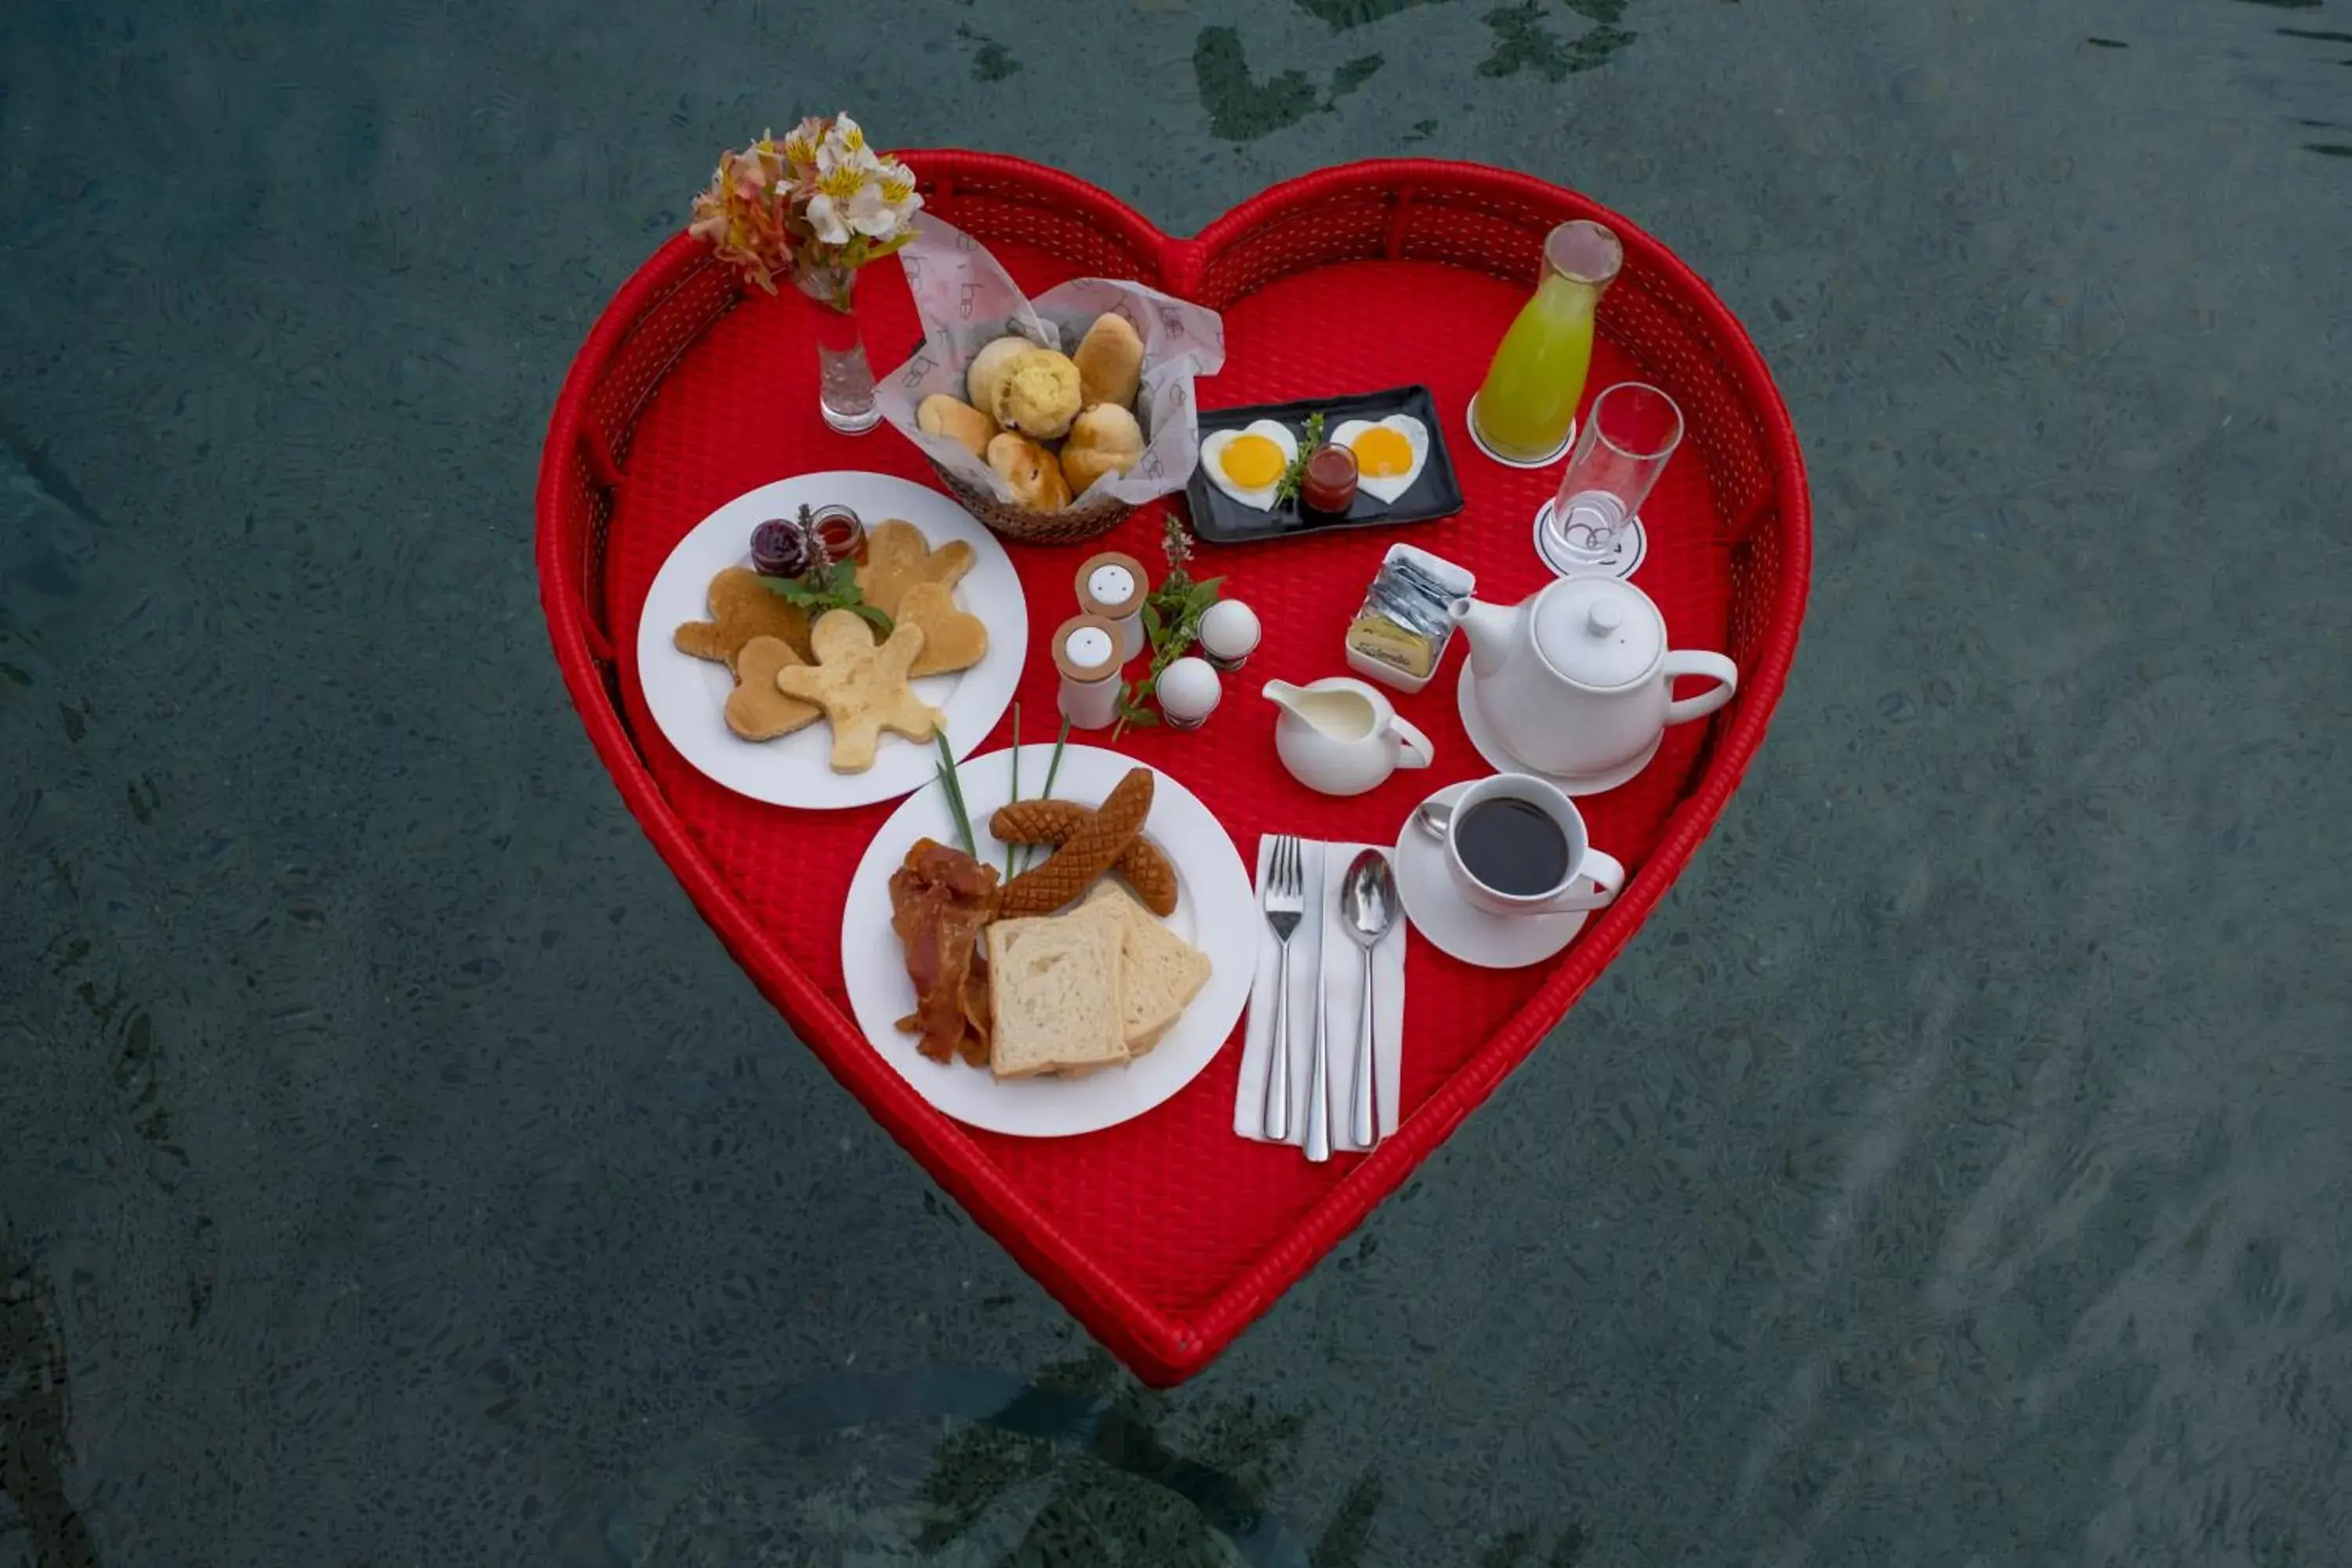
1414 773 1626 916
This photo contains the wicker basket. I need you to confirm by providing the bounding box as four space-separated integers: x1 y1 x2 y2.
926 458 1131 546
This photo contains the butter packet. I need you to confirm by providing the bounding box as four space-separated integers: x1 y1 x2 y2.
1345 543 1475 695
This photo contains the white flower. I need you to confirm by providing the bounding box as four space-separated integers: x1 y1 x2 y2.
793 115 920 254
805 189 853 245
875 158 923 230
815 115 879 183
780 115 826 172
824 113 868 161
807 145 920 248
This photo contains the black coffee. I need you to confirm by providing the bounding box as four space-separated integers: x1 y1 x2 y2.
1455 797 1571 897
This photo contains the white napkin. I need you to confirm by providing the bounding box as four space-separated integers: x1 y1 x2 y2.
1232 838 1406 1152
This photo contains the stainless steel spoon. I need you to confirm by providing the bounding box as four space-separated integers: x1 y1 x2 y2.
1340 848 1399 1149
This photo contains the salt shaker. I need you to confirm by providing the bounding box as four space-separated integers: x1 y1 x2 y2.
1196 598 1261 673
1054 615 1124 731
1155 656 1221 731
1075 551 1148 662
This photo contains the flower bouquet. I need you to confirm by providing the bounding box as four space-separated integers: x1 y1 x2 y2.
691 114 922 433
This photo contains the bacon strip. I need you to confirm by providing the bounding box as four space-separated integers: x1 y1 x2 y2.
888 837 1000 1064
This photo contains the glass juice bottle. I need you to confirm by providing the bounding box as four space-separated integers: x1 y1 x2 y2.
1469 220 1624 466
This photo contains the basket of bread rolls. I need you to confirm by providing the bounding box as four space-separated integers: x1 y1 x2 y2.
913 316 1152 544
878 219 1225 547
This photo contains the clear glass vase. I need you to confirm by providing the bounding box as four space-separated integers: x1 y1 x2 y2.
794 261 880 435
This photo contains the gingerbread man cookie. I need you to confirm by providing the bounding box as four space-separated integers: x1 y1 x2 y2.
723 637 820 741
894 581 989 678
772 610 944 773
856 521 975 618
673 567 811 668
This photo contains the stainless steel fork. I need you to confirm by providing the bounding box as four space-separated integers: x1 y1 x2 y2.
1259 834 1305 1142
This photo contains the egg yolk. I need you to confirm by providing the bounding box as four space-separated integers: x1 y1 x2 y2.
1352 426 1415 477
1218 434 1288 488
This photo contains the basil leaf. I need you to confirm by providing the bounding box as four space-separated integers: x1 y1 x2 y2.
763 576 819 604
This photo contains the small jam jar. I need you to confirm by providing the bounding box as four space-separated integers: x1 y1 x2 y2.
808 504 867 564
1298 443 1359 517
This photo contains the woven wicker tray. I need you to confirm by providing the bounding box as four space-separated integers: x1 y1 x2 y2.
536 153 1810 1385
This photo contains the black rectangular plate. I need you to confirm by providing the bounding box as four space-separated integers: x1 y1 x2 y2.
1180 383 1465 546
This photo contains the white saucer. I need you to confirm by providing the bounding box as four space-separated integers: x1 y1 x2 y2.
1455 661 1663 797
1465 394 1572 470
1393 782 1594 969
1530 501 1646 581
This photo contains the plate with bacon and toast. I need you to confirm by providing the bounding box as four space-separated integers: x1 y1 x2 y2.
840 745 1254 1137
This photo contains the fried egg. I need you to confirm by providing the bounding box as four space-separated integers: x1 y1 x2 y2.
1200 419 1298 511
1330 415 1429 505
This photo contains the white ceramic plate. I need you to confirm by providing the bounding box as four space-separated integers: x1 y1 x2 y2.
840 746 1256 1137
634 472 1027 810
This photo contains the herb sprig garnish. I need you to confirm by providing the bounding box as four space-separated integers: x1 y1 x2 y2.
1111 516 1225 739
1004 706 1021 879
759 505 891 635
1012 715 1073 876
1271 411 1326 509
934 731 977 858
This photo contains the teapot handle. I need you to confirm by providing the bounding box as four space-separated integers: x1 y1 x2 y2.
1389 714 1435 770
1663 651 1739 725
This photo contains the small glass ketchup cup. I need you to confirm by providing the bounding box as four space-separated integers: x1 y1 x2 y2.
808 504 867 564
1299 443 1359 517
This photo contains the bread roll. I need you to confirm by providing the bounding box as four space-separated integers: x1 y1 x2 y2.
1073 313 1145 411
986 431 1073 511
966 336 1033 419
916 394 996 458
1059 402 1145 496
992 348 1083 441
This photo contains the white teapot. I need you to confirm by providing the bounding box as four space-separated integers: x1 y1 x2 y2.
1449 575 1737 782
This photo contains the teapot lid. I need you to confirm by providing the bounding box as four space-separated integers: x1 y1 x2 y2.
1530 576 1663 690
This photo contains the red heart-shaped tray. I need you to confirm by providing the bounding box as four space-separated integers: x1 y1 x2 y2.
536 154 1809 1384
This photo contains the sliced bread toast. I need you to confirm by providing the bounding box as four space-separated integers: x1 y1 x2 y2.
1080 881 1214 1055
985 907 1127 1079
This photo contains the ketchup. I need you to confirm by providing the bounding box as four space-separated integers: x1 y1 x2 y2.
1299 443 1359 516
809 503 867 564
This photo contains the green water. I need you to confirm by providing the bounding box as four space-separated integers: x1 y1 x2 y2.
3 0 2350 1561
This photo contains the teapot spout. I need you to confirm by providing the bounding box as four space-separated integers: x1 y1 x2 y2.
1448 596 1515 681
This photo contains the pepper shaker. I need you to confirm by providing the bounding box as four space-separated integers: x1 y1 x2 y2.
1075 551 1148 663
1053 615 1124 731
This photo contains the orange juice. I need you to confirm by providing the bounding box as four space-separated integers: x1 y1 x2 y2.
1470 221 1622 463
